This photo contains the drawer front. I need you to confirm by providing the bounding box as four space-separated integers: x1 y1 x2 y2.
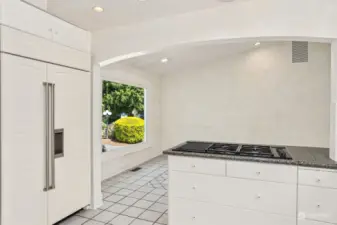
170 197 296 225
170 171 297 216
298 219 333 225
169 156 226 176
299 168 337 189
227 161 297 183
298 186 337 224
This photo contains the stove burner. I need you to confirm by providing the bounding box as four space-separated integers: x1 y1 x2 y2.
208 143 239 154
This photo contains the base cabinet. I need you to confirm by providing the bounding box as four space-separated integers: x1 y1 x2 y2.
168 156 337 225
298 219 335 225
170 198 296 225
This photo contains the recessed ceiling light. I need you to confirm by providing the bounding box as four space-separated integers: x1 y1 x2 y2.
93 6 104 12
255 42 261 46
161 58 169 63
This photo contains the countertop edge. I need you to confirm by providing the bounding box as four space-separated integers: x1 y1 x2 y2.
163 150 337 170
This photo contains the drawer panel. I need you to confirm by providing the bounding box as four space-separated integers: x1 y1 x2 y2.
227 161 297 183
298 186 337 224
169 156 226 176
299 168 337 189
170 171 297 216
298 219 333 225
170 197 296 225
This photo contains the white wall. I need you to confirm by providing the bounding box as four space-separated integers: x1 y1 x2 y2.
161 42 331 149
100 66 162 180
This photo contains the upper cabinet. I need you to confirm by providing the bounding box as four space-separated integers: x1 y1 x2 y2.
1 0 91 53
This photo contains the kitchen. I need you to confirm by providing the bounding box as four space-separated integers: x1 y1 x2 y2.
1 0 337 225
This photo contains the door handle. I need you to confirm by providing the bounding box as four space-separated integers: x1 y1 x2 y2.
49 83 56 190
43 82 49 192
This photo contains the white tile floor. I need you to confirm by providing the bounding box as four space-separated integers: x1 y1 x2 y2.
57 155 168 225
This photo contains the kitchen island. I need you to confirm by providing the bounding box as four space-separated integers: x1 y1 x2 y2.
163 141 337 225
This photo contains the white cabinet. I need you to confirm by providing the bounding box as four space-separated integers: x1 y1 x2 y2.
169 155 226 176
298 185 337 224
1 0 90 53
169 197 296 225
0 54 91 225
168 156 337 225
1 25 91 71
1 53 48 225
299 168 337 189
227 161 298 184
298 219 334 225
170 171 297 216
47 65 91 224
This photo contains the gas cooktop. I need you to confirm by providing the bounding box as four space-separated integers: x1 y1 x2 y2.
172 141 292 160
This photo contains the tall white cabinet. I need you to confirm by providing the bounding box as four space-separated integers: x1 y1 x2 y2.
0 1 92 225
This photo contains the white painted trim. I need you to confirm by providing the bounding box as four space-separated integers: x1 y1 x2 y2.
330 41 337 161
90 63 103 209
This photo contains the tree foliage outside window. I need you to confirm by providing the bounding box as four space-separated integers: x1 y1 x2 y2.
102 81 145 124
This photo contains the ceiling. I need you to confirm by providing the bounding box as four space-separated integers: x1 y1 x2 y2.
47 0 227 31
105 41 265 75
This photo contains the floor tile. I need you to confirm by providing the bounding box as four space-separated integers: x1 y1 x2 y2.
109 215 134 225
151 189 167 196
105 187 122 194
83 220 105 225
157 196 168 205
103 192 113 198
149 203 167 213
133 180 149 186
156 213 168 225
137 186 154 193
130 219 153 225
99 200 115 210
58 216 88 225
118 197 138 206
128 191 147 199
115 189 135 196
106 203 129 213
133 200 154 209
138 210 162 222
93 211 118 223
142 194 161 202
125 184 142 191
105 194 125 203
122 206 146 218
114 182 130 188
76 209 102 218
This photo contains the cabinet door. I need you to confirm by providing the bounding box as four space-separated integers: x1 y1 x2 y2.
1 53 48 225
46 65 91 224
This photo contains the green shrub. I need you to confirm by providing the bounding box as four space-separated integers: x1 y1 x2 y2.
114 117 144 144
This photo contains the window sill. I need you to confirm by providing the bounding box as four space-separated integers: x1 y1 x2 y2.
102 142 151 161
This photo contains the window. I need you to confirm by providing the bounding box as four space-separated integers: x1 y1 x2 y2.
101 80 146 152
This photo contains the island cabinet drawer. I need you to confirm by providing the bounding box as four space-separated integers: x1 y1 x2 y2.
298 186 337 224
168 155 226 176
170 197 296 225
298 219 333 225
227 161 298 183
299 168 337 189
170 171 297 216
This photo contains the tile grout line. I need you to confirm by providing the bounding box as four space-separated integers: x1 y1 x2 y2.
79 159 168 225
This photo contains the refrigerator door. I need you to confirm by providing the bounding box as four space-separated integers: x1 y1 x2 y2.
1 53 48 225
46 64 91 224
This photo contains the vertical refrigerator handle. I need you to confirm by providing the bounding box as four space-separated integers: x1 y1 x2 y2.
43 82 49 192
49 83 56 190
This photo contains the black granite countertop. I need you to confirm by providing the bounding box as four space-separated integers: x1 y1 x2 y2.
163 142 337 169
